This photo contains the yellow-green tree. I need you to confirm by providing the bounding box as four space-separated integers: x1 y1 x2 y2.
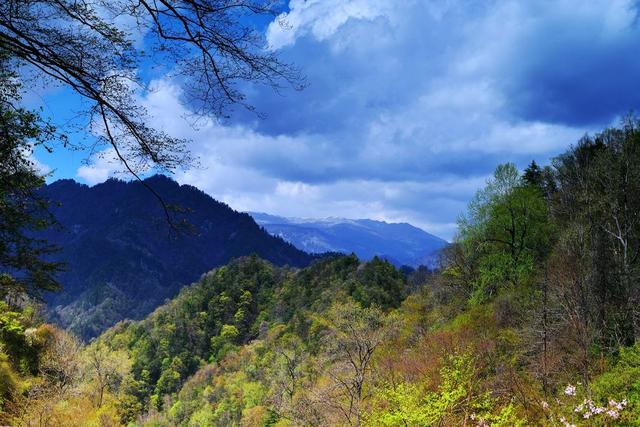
366 353 526 426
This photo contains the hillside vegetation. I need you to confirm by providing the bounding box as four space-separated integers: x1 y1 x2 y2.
39 176 315 340
1 119 640 426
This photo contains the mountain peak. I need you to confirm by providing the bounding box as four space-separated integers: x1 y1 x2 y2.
249 213 447 268
40 179 315 340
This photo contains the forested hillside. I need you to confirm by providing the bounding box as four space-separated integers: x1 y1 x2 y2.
2 120 640 426
39 176 315 339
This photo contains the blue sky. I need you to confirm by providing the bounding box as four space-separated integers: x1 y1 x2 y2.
29 0 640 240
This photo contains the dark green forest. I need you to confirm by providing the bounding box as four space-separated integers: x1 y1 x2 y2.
3 116 640 425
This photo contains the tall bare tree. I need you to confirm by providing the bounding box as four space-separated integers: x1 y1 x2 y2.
315 300 393 426
83 341 131 408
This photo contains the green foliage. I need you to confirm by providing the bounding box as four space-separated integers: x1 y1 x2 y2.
366 381 431 426
0 351 18 414
0 301 42 376
348 256 406 309
367 353 526 426
0 302 33 422
95 255 408 418
210 324 240 362
590 343 640 424
0 50 63 300
459 163 552 303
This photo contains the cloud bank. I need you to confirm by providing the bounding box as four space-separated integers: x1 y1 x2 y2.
74 0 640 240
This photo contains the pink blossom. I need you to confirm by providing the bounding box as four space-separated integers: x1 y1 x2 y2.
564 384 576 396
607 409 619 419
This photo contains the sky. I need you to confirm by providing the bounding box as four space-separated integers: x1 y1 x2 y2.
29 0 640 240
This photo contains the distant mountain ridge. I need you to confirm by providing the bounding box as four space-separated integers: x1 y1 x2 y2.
250 212 448 268
39 176 315 339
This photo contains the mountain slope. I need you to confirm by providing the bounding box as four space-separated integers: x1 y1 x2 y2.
40 176 315 339
98 254 406 421
250 212 448 268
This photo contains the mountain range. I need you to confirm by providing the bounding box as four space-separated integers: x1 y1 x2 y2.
250 212 448 268
39 176 446 340
40 176 315 339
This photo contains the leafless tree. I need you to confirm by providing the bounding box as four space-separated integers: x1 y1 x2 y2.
82 341 131 408
38 326 83 393
552 118 640 353
7 326 82 426
314 301 393 427
0 0 303 219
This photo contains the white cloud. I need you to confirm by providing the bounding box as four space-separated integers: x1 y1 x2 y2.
76 148 121 185
123 58 582 241
266 0 397 49
69 0 640 240
23 145 52 176
128 77 471 239
30 156 51 176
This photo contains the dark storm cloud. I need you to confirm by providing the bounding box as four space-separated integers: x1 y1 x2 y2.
496 1 640 125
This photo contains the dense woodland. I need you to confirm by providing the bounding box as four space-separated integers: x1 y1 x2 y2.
2 115 640 425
